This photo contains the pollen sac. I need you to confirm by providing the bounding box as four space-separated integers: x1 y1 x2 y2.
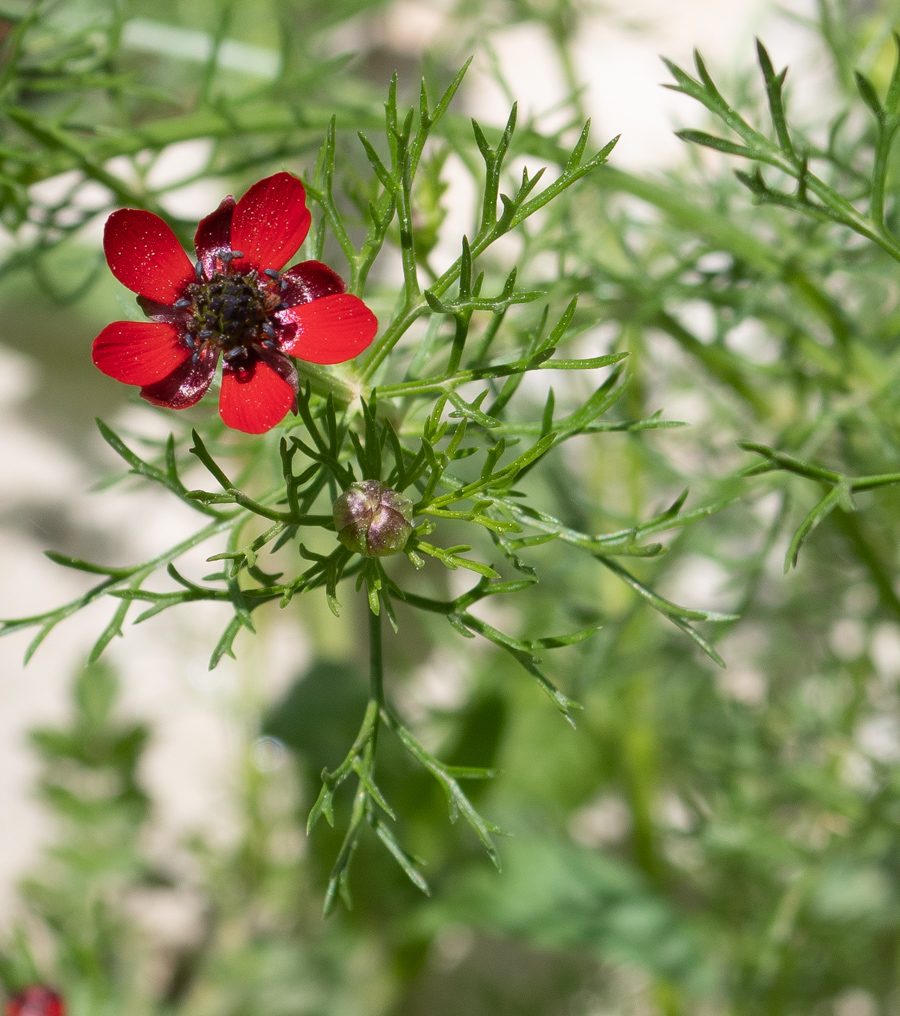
187 269 278 356
333 480 414 558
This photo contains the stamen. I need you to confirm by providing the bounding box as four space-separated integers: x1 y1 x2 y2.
279 279 288 291
264 268 281 279
195 261 205 280
184 334 196 349
174 298 192 309
187 268 274 356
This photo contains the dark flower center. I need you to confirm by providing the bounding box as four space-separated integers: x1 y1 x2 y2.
185 269 282 363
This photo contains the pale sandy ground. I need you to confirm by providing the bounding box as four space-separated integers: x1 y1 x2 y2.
0 0 814 918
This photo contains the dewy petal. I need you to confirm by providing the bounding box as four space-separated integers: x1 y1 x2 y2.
276 293 378 364
219 357 296 434
92 321 190 385
141 346 218 408
104 209 194 303
280 260 345 308
256 347 299 399
194 195 236 278
230 172 311 275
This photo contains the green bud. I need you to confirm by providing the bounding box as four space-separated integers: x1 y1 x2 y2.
332 480 414 558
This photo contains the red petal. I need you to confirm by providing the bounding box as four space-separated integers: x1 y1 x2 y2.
6 987 65 1016
280 260 346 307
92 321 190 385
104 209 194 303
194 195 236 278
256 348 299 397
219 358 296 433
230 173 311 275
141 346 218 408
276 293 377 364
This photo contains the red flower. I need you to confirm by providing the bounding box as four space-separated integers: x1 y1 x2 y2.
93 173 378 434
5 986 65 1016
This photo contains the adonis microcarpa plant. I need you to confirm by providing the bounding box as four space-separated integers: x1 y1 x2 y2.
9 0 900 1011
0 66 736 911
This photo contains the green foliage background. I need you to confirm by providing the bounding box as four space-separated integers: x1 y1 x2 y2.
5 0 900 1013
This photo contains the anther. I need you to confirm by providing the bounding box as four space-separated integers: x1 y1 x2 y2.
264 268 281 279
174 298 191 309
199 329 214 338
262 322 276 339
195 261 205 280
184 335 196 348
279 279 288 291
220 250 244 263
224 347 246 362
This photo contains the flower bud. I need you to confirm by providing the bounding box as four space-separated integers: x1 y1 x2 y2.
333 480 413 558
5 987 66 1016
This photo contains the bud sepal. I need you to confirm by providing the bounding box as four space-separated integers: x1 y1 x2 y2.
333 481 414 558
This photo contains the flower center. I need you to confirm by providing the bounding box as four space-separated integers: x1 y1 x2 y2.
185 269 282 363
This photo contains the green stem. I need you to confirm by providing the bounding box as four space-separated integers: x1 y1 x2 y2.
620 666 663 887
319 595 385 913
852 471 900 492
368 603 384 753
293 361 360 406
395 146 420 303
870 120 900 230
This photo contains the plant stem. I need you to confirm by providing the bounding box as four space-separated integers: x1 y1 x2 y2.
368 602 384 756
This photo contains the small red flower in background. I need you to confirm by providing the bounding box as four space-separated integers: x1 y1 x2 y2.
93 172 378 434
5 986 65 1016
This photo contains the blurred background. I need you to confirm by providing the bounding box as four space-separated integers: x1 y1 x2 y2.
8 0 900 1014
